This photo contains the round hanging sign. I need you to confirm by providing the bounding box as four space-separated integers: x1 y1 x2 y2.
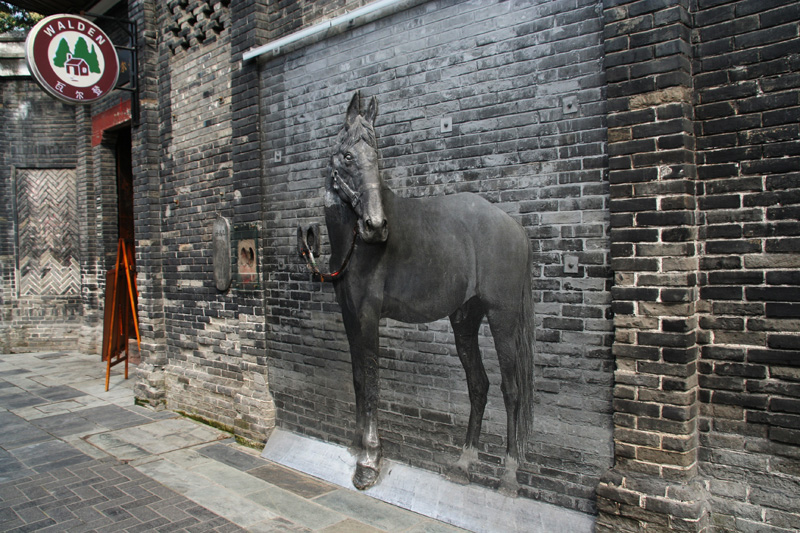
25 14 120 105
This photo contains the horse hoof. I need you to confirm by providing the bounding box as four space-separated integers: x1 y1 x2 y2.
446 465 470 485
498 475 520 498
353 464 380 490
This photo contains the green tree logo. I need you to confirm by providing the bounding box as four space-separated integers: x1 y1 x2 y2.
52 36 101 74
86 44 100 73
52 38 70 67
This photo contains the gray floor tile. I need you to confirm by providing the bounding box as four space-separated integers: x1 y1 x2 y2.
2 392 49 409
249 462 337 499
0 369 31 377
317 517 385 533
246 517 312 533
247 485 345 530
198 443 267 471
0 352 466 533
0 455 34 483
36 386 85 402
29 412 105 437
314 489 424 532
78 404 154 430
32 454 95 473
0 424 53 449
11 440 92 473
33 353 70 360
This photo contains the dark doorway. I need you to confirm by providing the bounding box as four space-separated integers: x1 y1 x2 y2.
116 127 134 250
102 125 139 365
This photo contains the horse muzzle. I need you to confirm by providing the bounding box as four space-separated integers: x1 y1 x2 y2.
357 184 388 243
359 216 389 244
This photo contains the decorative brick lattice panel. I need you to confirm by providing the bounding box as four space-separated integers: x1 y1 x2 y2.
16 168 80 296
166 0 231 53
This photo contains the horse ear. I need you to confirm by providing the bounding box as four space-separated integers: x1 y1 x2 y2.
345 91 361 127
364 96 378 125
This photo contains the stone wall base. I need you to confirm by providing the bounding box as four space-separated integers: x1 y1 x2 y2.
142 362 276 446
134 362 167 410
3 323 82 353
77 322 102 355
596 468 710 533
234 390 276 447
0 323 10 354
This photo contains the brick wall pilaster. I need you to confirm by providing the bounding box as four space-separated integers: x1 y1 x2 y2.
230 0 275 446
597 0 709 530
76 106 102 354
131 0 168 408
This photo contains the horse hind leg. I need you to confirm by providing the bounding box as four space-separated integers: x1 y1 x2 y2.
447 297 489 485
487 302 534 498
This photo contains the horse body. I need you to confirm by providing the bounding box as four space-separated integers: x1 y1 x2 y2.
317 92 534 495
332 190 528 324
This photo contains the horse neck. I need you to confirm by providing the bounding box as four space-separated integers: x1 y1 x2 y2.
325 194 358 256
378 184 397 219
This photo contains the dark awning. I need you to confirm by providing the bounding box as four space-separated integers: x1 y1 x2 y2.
5 1 107 17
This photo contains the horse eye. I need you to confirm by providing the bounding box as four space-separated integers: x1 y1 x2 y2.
344 152 353 162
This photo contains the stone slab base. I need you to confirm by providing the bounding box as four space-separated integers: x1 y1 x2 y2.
261 428 594 533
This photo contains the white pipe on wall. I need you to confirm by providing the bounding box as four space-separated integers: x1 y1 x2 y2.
242 0 430 62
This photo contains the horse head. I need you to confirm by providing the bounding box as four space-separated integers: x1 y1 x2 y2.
328 91 388 244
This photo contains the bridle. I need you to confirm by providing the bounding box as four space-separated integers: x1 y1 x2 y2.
332 169 381 218
297 170 364 282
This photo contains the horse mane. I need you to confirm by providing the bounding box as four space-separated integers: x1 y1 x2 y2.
337 115 377 151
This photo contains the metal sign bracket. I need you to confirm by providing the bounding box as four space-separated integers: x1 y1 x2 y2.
83 11 139 125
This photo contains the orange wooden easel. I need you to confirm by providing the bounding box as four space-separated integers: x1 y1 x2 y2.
103 238 141 391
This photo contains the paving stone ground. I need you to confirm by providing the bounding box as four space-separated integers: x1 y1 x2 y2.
0 351 465 532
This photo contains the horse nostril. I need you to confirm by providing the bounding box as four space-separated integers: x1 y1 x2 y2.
364 218 387 235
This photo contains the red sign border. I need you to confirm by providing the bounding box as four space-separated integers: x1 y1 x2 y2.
25 14 120 105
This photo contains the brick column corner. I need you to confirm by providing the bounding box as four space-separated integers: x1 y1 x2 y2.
130 0 168 409
597 0 709 530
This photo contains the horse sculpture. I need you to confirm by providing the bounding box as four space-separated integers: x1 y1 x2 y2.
299 91 535 496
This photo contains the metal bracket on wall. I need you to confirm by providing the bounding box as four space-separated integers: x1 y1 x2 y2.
83 12 140 126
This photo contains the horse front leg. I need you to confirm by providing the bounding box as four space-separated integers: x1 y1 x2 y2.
355 357 381 490
341 303 383 490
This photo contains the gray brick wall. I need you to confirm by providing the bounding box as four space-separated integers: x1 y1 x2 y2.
129 0 276 446
154 0 240 426
266 0 373 41
597 0 800 530
0 38 79 352
694 0 800 530
259 0 613 513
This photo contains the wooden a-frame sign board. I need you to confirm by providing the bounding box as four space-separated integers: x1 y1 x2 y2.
102 238 140 391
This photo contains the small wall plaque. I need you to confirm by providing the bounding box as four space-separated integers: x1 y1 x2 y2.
213 216 231 291
233 224 260 290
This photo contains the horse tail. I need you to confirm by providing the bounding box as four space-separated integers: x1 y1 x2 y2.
515 263 536 458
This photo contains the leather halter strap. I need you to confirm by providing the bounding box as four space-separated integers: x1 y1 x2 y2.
333 171 362 216
299 224 358 283
332 171 381 217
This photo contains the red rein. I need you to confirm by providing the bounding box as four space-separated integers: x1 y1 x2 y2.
300 224 358 282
